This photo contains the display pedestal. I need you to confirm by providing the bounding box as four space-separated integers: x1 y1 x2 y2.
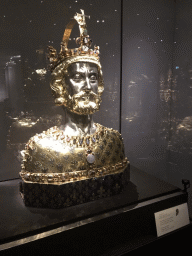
19 165 130 209
0 166 190 255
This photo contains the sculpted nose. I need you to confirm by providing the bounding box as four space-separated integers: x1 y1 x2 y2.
84 77 91 90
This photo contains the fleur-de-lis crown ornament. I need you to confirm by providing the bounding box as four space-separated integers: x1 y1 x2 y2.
47 9 101 72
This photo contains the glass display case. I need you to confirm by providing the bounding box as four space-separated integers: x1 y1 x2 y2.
0 0 191 254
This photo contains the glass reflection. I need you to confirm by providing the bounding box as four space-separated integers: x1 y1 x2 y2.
158 69 178 142
159 69 177 103
6 112 63 163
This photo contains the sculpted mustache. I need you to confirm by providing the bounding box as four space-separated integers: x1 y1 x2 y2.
72 91 98 100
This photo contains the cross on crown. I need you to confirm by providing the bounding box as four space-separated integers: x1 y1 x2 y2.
74 9 90 27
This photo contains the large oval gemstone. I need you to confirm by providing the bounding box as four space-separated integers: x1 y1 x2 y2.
87 154 95 164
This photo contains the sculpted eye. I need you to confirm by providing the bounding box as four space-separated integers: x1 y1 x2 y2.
90 74 97 81
73 73 81 80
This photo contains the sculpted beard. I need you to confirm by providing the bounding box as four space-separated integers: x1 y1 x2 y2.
68 90 101 115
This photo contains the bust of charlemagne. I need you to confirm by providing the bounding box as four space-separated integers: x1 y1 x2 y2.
19 10 129 208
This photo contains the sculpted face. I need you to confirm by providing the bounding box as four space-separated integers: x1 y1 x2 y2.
64 62 101 115
66 62 98 96
50 60 104 115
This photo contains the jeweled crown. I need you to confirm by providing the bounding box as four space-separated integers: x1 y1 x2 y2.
47 9 100 72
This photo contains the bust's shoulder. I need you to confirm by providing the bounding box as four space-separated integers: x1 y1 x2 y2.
98 123 123 140
26 126 60 144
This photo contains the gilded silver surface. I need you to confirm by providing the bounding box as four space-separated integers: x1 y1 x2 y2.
20 123 128 184
20 9 129 190
47 9 104 115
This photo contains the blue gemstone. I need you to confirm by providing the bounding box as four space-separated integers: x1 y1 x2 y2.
92 137 96 143
86 138 90 145
79 138 83 145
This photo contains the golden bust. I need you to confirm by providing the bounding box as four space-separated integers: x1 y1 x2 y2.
19 10 129 208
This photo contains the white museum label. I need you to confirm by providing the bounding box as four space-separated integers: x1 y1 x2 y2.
154 203 190 237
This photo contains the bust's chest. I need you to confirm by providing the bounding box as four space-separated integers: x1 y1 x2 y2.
24 125 125 174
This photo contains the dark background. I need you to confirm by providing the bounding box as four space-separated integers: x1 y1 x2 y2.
0 0 191 215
